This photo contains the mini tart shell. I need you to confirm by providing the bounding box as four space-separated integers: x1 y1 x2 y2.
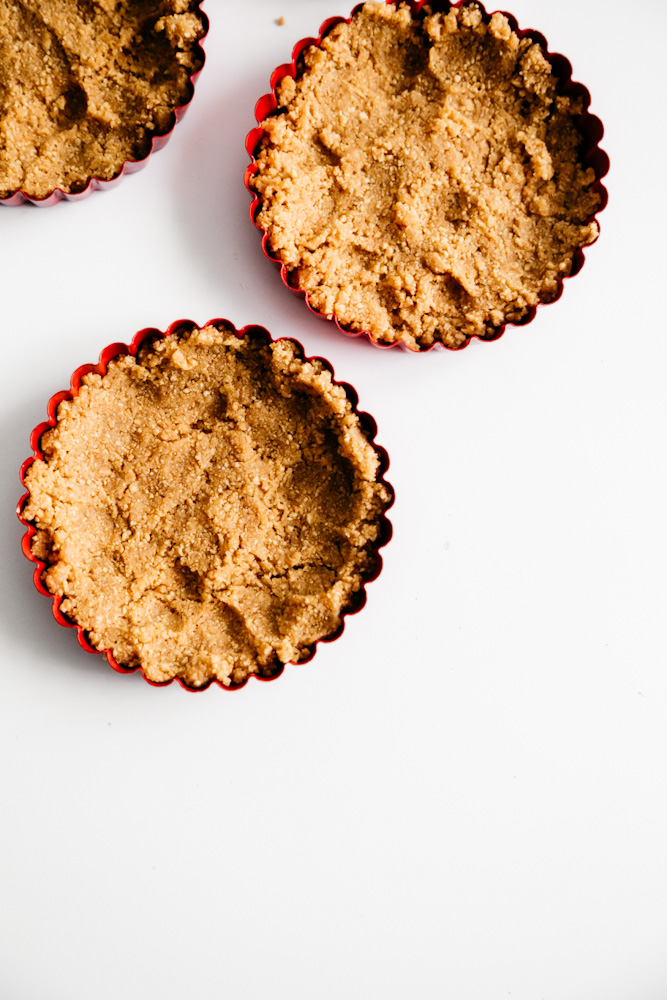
245 0 609 353
0 2 209 207
17 319 393 692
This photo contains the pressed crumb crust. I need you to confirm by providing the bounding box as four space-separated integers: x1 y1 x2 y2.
0 0 205 199
251 1 602 350
22 325 391 688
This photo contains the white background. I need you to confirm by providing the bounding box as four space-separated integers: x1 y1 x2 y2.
1 1 666 997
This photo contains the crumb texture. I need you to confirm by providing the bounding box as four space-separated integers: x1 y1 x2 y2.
252 1 602 349
0 0 205 199
23 326 391 688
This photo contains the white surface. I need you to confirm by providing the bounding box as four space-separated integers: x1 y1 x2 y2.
1 1 666 997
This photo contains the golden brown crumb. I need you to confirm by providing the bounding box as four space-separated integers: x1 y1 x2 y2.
277 16 285 26
23 325 391 688
0 0 205 199
251 2 601 350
